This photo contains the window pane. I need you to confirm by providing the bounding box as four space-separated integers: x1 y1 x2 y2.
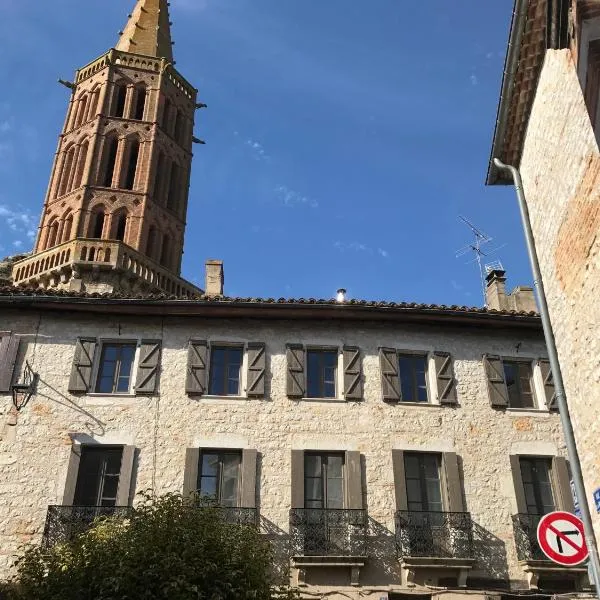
404 455 420 479
327 455 343 479
117 345 135 393
221 453 241 503
101 475 119 503
307 352 320 398
326 478 344 509
426 479 442 507
307 351 337 398
305 478 323 503
423 455 440 480
305 455 322 477
415 357 428 402
226 348 242 396
201 453 219 477
406 479 423 505
97 357 117 393
199 476 217 499
209 348 226 395
398 356 414 401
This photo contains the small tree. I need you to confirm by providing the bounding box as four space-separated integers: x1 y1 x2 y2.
5 493 299 600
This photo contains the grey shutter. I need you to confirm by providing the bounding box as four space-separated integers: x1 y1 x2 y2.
116 445 135 506
247 343 266 398
286 344 305 399
183 448 200 497
510 455 528 514
135 340 161 395
434 352 458 405
443 452 465 512
241 449 258 508
538 359 557 410
291 450 304 509
379 347 400 402
0 333 20 393
552 456 575 513
392 450 408 511
62 444 82 505
343 346 362 401
186 340 207 396
483 354 508 408
68 338 97 393
345 451 363 509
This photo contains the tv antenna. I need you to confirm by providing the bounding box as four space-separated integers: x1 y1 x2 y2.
455 216 506 305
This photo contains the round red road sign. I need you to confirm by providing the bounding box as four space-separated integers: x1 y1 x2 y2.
536 511 589 566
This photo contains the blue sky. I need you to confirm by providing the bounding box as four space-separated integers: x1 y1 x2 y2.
0 0 527 305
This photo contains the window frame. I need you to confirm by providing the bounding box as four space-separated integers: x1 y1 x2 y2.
518 456 556 517
197 449 243 507
403 451 444 513
306 347 339 400
501 357 537 409
203 341 249 399
208 344 244 397
303 451 346 510
397 352 431 404
91 340 140 396
73 445 124 507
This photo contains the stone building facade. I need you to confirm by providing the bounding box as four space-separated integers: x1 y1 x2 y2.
0 286 592 598
488 0 600 547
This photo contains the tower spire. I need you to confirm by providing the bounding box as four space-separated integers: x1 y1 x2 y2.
116 0 174 62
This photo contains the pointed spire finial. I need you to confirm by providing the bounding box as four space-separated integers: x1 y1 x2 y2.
116 0 173 61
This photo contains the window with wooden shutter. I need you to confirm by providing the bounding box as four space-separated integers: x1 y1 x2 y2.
379 347 400 402
552 456 575 513
433 352 458 405
442 452 465 512
343 346 362 401
0 332 20 393
135 340 161 395
345 451 362 509
246 343 266 398
186 340 207 396
68 338 97 393
286 344 305 399
538 359 557 410
483 354 508 408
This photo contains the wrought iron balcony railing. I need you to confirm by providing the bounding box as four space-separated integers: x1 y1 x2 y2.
512 513 547 561
208 506 258 527
289 508 368 557
395 511 474 559
42 505 132 547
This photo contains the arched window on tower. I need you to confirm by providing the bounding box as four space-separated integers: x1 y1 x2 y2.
123 138 140 190
102 136 119 187
88 86 101 121
173 110 184 144
57 145 76 197
73 140 89 189
75 93 88 128
153 151 165 204
160 233 171 269
162 97 172 134
46 218 59 249
133 84 147 120
89 206 106 239
167 162 180 211
111 209 128 242
111 81 128 118
61 212 73 243
146 226 157 259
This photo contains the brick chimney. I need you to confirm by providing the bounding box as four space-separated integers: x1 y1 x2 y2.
205 260 224 296
485 268 537 312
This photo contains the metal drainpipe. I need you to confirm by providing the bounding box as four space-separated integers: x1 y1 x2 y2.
494 158 600 594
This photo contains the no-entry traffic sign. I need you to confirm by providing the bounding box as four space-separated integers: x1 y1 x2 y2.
537 511 589 566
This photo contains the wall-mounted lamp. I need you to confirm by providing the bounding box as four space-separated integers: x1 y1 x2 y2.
11 361 38 412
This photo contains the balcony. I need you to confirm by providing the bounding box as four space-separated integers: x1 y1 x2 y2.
42 505 132 547
289 508 368 587
204 506 258 527
11 238 202 297
512 513 589 590
395 511 475 587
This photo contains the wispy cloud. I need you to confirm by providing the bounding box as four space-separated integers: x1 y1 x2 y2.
334 241 390 259
469 74 478 86
245 138 269 161
274 185 318 208
0 203 37 255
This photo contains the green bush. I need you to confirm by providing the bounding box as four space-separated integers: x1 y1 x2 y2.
5 493 299 600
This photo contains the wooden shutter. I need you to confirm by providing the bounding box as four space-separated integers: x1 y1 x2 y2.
246 343 266 398
552 456 575 513
0 333 20 393
290 450 304 509
68 338 97 393
186 340 207 396
379 347 400 402
62 444 83 505
286 345 305 399
345 451 363 509
538 359 557 410
116 445 136 506
434 352 458 405
183 448 200 497
135 340 161 395
483 354 508 408
510 455 528 514
343 346 362 401
443 452 465 512
392 450 408 511
241 449 258 508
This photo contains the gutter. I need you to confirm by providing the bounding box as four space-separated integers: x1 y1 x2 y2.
486 0 529 186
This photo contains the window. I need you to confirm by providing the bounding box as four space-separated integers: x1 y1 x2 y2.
520 457 555 516
307 350 337 398
114 211 127 242
197 450 242 506
503 361 535 408
123 139 140 190
146 226 157 258
404 453 443 513
304 453 344 509
208 346 243 396
73 141 89 189
398 354 428 403
112 82 127 118
95 343 136 394
90 208 105 239
133 84 147 120
73 446 123 506
160 233 171 268
46 219 59 249
102 137 119 188
167 162 179 211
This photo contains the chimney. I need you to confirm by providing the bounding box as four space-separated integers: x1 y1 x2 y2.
485 268 508 310
205 260 224 296
508 285 537 313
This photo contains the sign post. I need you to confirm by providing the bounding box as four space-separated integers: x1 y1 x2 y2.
537 511 589 567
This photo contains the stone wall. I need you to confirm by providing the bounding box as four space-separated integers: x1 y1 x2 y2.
520 48 600 543
0 307 571 597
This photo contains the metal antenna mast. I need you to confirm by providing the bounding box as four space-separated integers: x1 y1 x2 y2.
455 216 504 306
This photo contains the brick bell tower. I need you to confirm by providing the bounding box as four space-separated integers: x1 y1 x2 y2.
11 0 204 296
